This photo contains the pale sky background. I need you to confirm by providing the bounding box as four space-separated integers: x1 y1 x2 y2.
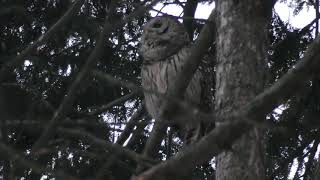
151 1 316 29
150 1 319 180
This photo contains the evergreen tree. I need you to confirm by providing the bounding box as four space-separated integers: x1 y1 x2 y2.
0 0 319 179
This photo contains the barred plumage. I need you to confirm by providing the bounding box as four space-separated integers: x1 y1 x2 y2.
140 16 202 143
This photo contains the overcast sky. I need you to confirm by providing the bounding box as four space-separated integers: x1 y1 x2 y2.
151 1 316 29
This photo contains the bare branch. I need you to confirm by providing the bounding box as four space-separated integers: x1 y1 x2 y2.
116 103 146 145
150 8 208 23
88 91 142 116
162 10 215 101
93 70 143 92
139 119 168 167
126 115 152 149
303 140 319 179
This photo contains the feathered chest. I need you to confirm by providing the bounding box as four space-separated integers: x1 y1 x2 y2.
141 50 186 94
141 47 201 118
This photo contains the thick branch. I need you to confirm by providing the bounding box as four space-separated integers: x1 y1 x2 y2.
315 0 319 36
243 35 320 120
303 140 320 179
134 16 320 180
135 120 249 180
159 9 216 120
183 0 198 38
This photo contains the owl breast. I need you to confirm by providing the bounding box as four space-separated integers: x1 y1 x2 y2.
141 46 201 121
140 16 203 143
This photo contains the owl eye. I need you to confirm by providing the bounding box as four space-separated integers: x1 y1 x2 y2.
153 22 162 28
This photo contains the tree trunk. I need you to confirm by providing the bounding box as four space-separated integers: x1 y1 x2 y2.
183 0 198 39
215 1 269 180
313 160 320 180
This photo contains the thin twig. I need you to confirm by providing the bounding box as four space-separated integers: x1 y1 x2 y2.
57 127 157 167
93 70 142 92
87 90 141 116
150 8 209 23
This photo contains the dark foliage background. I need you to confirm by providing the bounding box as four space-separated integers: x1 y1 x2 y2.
0 0 319 179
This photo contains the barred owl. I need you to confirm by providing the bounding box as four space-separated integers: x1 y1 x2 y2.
140 16 203 144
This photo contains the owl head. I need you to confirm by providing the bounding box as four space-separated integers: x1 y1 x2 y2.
140 16 190 63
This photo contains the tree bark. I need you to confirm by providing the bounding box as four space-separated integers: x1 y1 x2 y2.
315 0 319 36
313 160 320 180
215 1 269 180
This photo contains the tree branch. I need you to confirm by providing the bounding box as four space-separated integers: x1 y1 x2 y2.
0 0 85 82
159 9 216 120
88 90 141 116
303 140 320 179
92 70 210 124
134 11 320 180
0 142 76 180
242 35 320 120
116 103 145 145
126 115 152 149
57 127 157 167
93 105 146 179
183 0 198 38
150 8 208 23
137 7 216 174
30 0 161 154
